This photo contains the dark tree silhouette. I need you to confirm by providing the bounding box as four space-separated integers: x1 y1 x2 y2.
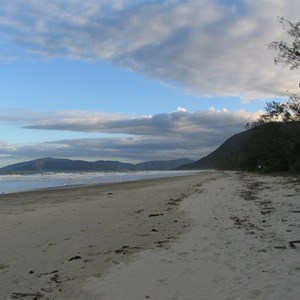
245 94 300 130
269 17 300 70
245 17 300 130
220 17 300 172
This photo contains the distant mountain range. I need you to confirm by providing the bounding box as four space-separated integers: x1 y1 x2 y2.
5 122 297 174
0 157 194 173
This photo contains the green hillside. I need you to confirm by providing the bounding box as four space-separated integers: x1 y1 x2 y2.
136 158 193 170
177 130 251 170
179 121 300 172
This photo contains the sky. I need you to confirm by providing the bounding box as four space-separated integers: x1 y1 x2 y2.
0 0 300 167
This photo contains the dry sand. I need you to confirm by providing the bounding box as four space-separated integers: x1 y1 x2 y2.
1 171 300 299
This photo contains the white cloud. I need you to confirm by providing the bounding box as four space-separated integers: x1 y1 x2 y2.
0 108 259 163
3 1 291 165
176 107 187 113
0 141 16 153
1 0 299 99
0 108 259 136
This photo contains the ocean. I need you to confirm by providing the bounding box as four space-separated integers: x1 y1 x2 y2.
0 170 203 194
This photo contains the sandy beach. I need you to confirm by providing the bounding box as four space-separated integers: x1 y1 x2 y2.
1 171 300 300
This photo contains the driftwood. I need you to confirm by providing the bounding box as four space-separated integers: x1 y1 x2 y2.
38 270 58 276
274 246 287 249
11 292 43 298
68 255 82 261
148 213 164 217
114 245 142 254
289 240 300 249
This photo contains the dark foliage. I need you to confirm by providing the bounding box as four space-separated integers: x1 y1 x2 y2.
238 93 300 172
177 131 251 170
269 17 300 70
245 94 300 130
218 122 300 172
178 121 300 173
183 17 300 173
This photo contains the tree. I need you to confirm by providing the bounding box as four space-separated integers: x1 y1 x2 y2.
244 17 300 130
269 17 300 70
242 122 300 172
245 94 300 130
241 16 300 171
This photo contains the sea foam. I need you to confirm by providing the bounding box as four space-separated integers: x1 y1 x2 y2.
0 170 203 194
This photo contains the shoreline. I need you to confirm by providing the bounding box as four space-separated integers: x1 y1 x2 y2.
0 171 217 299
2 171 300 299
0 171 206 200
0 170 205 195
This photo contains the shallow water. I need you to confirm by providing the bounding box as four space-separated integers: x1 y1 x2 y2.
0 170 203 194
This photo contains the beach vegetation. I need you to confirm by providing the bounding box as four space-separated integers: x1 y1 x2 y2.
268 17 300 70
238 17 300 172
220 17 300 173
245 94 300 130
176 17 300 173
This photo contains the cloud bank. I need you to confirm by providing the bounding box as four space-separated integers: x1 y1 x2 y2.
0 108 259 162
1 0 300 99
